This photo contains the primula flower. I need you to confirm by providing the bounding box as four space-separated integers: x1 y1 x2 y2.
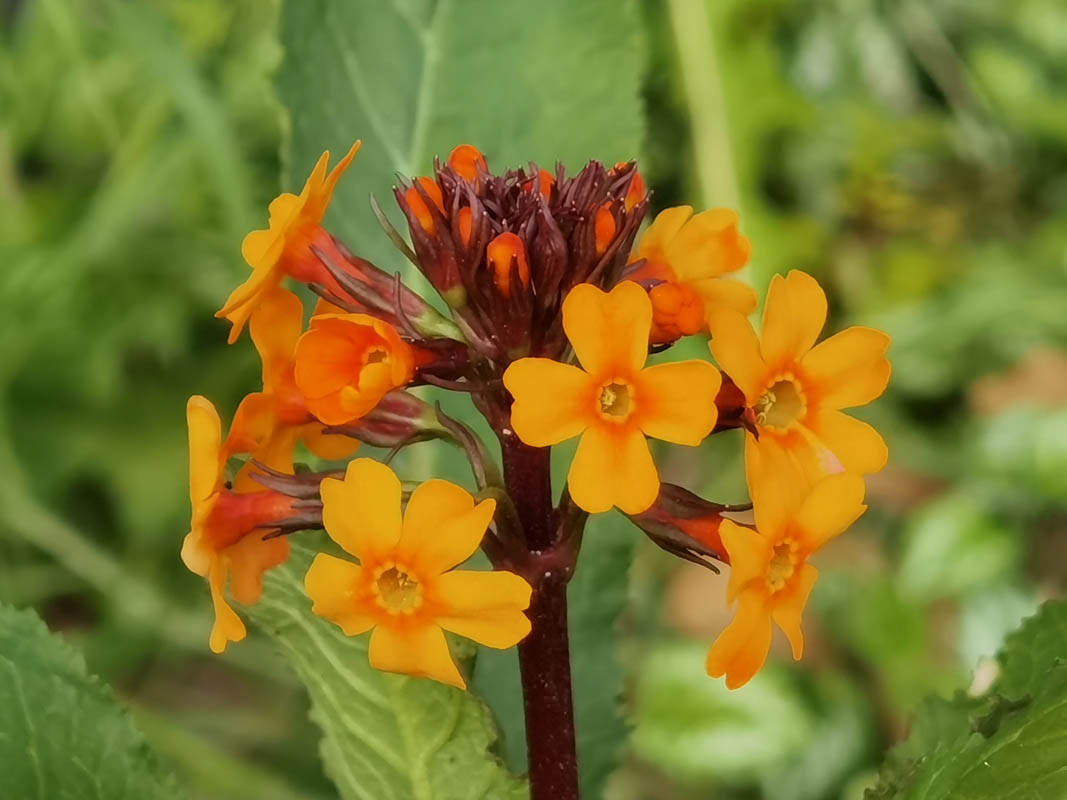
217 141 361 343
503 282 722 515
227 288 359 474
182 396 294 653
709 270 891 484
305 459 532 688
293 313 417 426
629 206 756 343
706 469 866 688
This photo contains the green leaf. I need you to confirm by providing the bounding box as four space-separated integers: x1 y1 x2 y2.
278 0 645 266
0 604 183 800
631 641 816 784
473 488 637 797
897 492 1021 603
866 599 1067 799
245 541 526 800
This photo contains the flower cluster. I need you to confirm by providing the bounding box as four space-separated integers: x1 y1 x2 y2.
183 140 889 689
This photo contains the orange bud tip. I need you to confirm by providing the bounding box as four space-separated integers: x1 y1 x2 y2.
457 206 473 246
486 232 530 297
594 203 616 256
405 177 445 234
447 144 487 182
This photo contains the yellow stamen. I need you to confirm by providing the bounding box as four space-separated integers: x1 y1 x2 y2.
755 376 806 430
598 380 634 421
374 564 422 614
766 541 796 592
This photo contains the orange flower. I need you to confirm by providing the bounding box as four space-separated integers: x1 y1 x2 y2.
293 313 416 426
305 459 532 688
503 282 722 514
217 141 360 343
707 470 866 688
708 270 891 484
630 206 756 343
181 396 293 653
227 289 359 476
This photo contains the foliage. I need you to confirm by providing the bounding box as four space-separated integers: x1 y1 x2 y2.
0 603 183 799
866 599 1067 799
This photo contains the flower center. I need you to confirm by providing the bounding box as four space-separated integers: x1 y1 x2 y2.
598 380 634 421
754 377 806 430
374 564 422 614
766 541 796 592
363 346 388 366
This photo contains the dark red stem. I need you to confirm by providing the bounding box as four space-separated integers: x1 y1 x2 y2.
498 432 580 800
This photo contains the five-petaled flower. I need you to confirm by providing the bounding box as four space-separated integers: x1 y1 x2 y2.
628 206 756 344
706 467 866 689
217 142 361 343
227 288 360 472
293 313 417 426
709 270 890 486
503 281 722 515
305 459 533 688
182 396 294 653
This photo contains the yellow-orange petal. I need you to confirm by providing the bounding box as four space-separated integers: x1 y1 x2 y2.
227 531 290 606
760 271 827 372
208 560 246 654
227 392 274 459
812 410 888 475
708 309 769 403
435 570 533 649
568 424 658 514
187 396 222 510
398 482 494 575
301 423 361 461
635 206 693 261
744 436 809 537
801 326 891 410
368 623 466 689
503 358 594 447
563 282 651 379
181 531 211 576
320 458 402 562
794 473 867 552
250 288 304 391
705 587 771 689
634 360 721 445
306 141 361 221
770 562 818 660
304 553 377 636
218 263 283 344
693 277 758 318
240 227 286 271
668 208 750 281
719 519 773 604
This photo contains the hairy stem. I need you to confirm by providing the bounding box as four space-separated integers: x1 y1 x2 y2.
498 432 580 799
518 573 579 800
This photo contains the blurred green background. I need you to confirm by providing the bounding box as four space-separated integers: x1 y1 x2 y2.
2 1 1066 798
